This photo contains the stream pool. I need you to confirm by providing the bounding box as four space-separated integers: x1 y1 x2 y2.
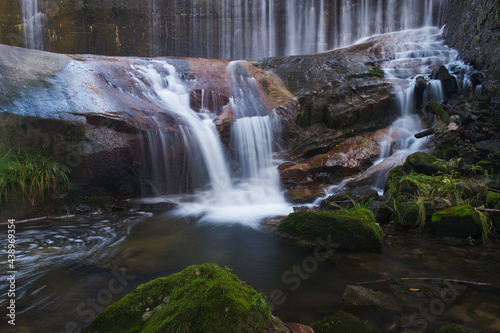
1 211 500 332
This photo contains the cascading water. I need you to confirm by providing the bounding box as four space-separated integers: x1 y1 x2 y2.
166 0 443 59
354 26 476 191
21 0 45 50
133 61 290 225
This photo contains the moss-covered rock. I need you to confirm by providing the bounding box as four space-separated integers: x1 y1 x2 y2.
403 152 445 176
431 204 482 239
426 99 452 124
83 263 271 333
394 200 423 228
434 324 481 333
310 311 381 333
279 208 385 251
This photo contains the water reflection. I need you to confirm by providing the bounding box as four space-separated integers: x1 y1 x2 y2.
1 212 499 332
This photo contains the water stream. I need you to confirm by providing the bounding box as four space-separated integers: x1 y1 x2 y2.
1 214 499 332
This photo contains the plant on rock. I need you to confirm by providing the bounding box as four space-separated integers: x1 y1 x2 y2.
0 149 69 207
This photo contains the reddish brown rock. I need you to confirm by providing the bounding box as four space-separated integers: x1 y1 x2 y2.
284 323 315 333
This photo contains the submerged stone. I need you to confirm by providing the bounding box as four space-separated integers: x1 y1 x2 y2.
279 208 385 251
310 311 381 333
83 263 271 333
430 205 482 239
342 285 402 312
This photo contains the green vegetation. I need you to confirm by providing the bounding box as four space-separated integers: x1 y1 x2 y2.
386 152 496 243
310 311 381 333
279 208 385 251
435 324 481 333
347 67 385 79
0 149 69 206
84 263 271 333
426 99 451 124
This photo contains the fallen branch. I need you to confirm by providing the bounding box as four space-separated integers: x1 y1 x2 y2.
414 128 434 139
357 277 498 288
476 208 500 213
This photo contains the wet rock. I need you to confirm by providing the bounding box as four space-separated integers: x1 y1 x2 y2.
138 202 177 213
263 316 290 333
432 65 459 100
342 285 402 312
431 204 483 239
403 152 445 176
414 76 428 109
284 323 314 333
310 311 381 333
84 264 272 333
284 187 325 204
278 209 385 251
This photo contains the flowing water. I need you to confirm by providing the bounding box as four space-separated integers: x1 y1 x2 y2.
132 61 291 225
21 0 45 50
1 214 500 332
8 2 499 332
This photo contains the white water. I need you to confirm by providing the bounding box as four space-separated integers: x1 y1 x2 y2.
134 61 290 225
21 0 45 50
168 0 443 59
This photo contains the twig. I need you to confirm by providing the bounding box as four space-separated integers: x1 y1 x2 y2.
476 208 500 213
357 277 498 288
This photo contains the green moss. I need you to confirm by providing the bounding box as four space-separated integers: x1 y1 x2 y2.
426 99 451 124
279 208 385 251
403 152 446 176
434 324 481 333
394 200 422 228
347 67 385 79
310 311 381 333
431 205 482 239
84 264 271 333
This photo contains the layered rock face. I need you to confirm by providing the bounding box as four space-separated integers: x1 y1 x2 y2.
442 0 500 90
0 45 294 197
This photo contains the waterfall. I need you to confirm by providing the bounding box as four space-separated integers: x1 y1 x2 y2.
133 61 290 224
162 0 442 60
21 0 45 50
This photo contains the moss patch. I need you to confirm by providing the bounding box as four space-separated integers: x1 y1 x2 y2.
435 324 481 333
403 152 445 176
347 67 385 79
431 204 482 239
279 208 385 251
83 263 271 333
427 99 451 124
310 311 381 333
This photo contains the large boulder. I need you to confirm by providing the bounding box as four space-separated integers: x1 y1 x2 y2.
83 263 272 333
278 208 385 251
430 205 483 239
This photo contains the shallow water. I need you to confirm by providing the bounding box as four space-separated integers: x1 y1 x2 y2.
1 212 500 332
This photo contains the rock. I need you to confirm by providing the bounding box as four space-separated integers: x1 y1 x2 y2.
284 187 325 204
431 205 483 239
342 285 402 312
138 201 177 213
414 76 428 109
278 209 385 251
284 323 314 333
434 324 481 333
403 152 445 176
432 65 458 100
263 316 290 333
426 99 452 124
443 0 500 81
393 201 422 229
83 263 271 333
310 311 381 333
